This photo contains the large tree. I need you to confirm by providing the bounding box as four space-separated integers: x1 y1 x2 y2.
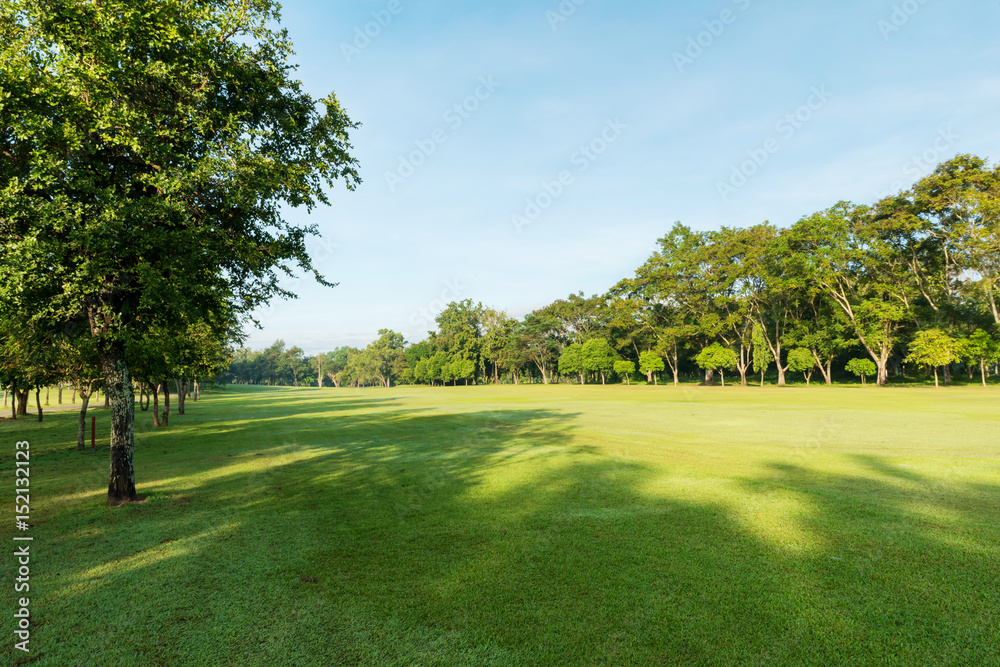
790 203 913 385
0 0 359 503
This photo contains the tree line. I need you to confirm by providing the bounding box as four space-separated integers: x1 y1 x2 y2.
229 155 1000 390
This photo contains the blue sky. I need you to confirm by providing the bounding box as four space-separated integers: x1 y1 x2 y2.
245 0 1000 353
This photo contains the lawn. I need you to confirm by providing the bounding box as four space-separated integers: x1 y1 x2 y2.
2 384 999 666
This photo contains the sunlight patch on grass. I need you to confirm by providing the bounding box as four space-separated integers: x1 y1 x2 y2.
71 524 239 584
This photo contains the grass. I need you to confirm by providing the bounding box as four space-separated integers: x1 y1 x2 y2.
2 383 999 665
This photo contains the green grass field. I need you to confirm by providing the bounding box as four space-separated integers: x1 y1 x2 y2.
3 384 999 666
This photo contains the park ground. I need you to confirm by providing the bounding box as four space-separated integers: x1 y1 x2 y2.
2 383 999 665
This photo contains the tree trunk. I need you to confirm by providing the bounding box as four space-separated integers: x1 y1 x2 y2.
175 379 185 415
16 388 29 416
943 364 951 385
77 390 91 450
774 341 787 387
877 352 889 386
703 369 714 385
35 388 43 422
738 344 749 386
45 386 50 405
2 385 7 409
982 362 988 388
162 381 170 426
933 367 939 388
58 383 63 404
104 391 110 407
99 340 136 505
720 370 725 387
71 387 76 404
151 382 161 428
811 350 833 385
193 380 200 401
139 384 149 412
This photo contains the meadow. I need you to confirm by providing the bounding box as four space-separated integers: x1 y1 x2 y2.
3 384 999 666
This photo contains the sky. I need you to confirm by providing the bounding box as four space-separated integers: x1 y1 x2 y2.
244 0 1000 354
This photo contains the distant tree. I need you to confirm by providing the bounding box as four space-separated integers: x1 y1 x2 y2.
845 358 877 386
361 330 406 388
791 203 913 386
428 351 449 387
436 300 483 381
449 356 476 386
695 344 738 387
314 353 328 388
786 348 817 386
751 323 773 387
905 329 959 388
613 360 636 385
638 351 665 385
559 343 585 384
521 312 562 384
325 347 358 387
581 338 618 385
959 329 1000 387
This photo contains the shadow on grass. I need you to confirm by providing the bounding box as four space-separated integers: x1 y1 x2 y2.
6 391 1000 666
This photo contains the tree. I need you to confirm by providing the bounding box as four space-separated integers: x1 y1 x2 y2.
482 309 520 383
749 226 805 387
435 300 483 381
695 344 738 387
638 351 665 385
751 323 773 387
313 353 328 388
559 344 585 384
786 348 816 386
708 224 777 386
364 330 406 388
521 313 561 384
904 329 959 388
581 338 618 385
614 360 636 385
845 358 877 386
627 224 719 384
449 356 476 386
427 351 449 387
900 156 1000 325
959 329 1000 387
0 0 360 503
793 292 853 385
791 203 914 386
